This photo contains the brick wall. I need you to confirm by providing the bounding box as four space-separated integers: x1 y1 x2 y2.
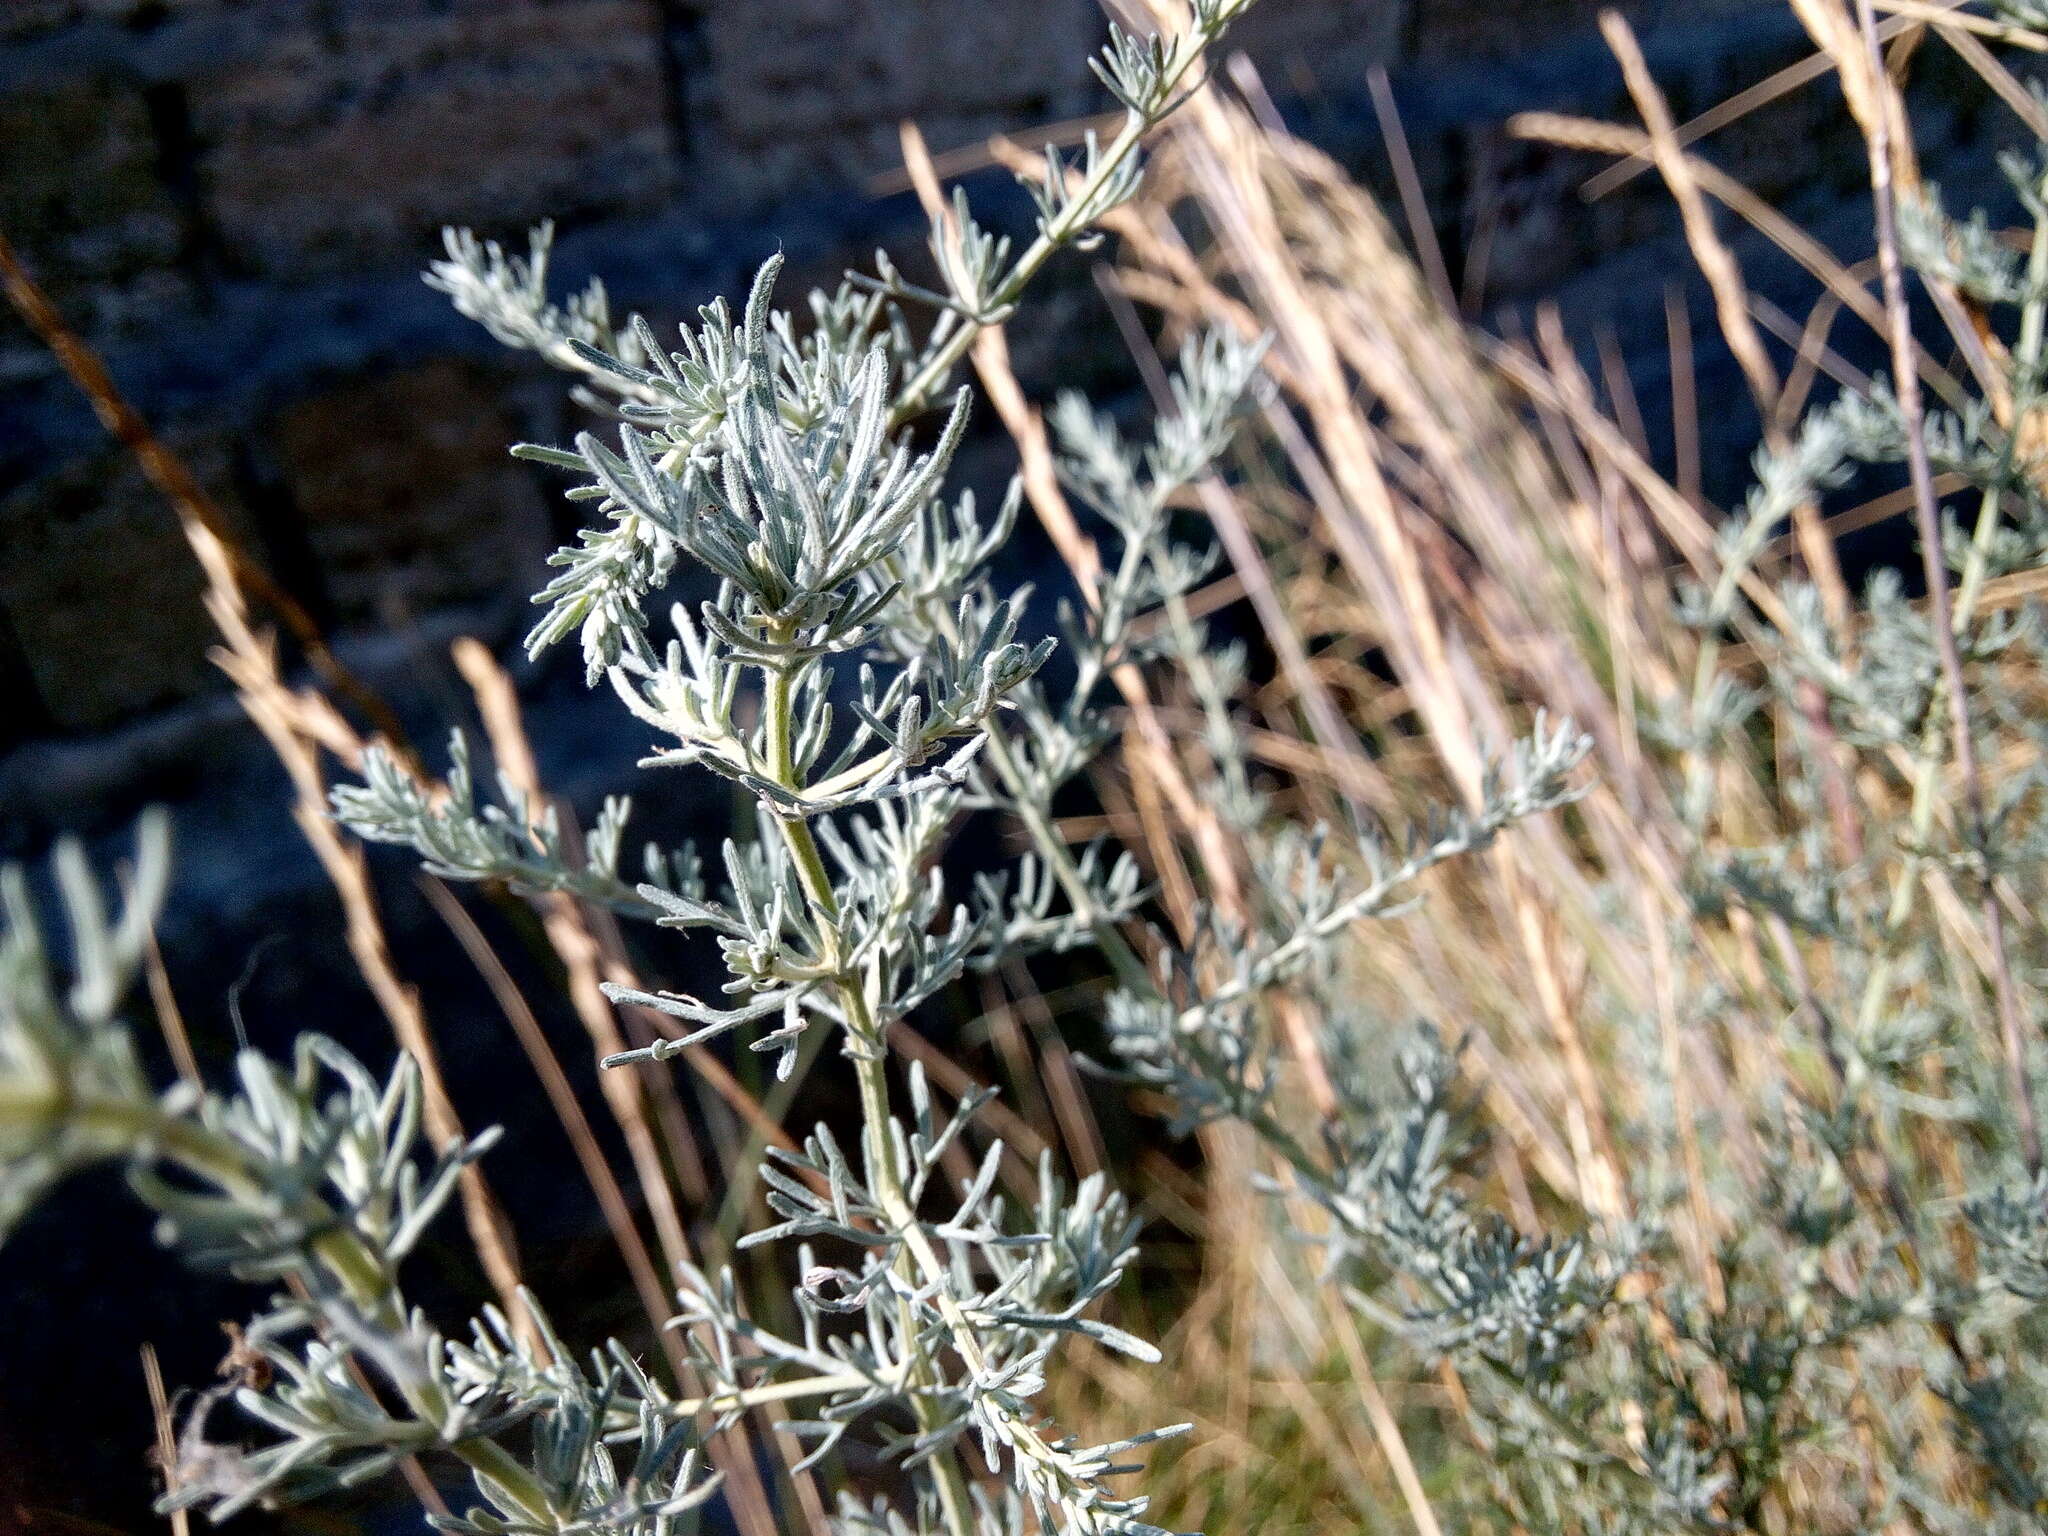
1 0 1141 745
0 0 1949 757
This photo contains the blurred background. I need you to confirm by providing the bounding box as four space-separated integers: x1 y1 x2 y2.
0 2 2030 1531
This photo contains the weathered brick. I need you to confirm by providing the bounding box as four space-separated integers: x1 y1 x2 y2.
1224 1 1408 93
188 0 674 274
0 2 121 44
271 359 551 625
703 0 1099 186
0 75 191 339
1407 0 1758 63
0 431 249 733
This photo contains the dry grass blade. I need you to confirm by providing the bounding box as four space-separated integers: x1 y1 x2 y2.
1581 8 1926 198
1510 109 1966 410
198 529 538 1345
450 640 714 1235
136 882 201 1093
1365 64 1456 313
1171 93 1485 800
1931 16 2048 140
0 235 416 766
415 872 678 1350
1602 11 1784 419
139 1344 188 1536
1874 0 2048 49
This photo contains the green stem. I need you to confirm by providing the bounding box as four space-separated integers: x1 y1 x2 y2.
884 22 1228 430
762 645 1146 1529
671 1370 881 1418
757 625 979 1536
887 118 1149 429
840 1001 980 1536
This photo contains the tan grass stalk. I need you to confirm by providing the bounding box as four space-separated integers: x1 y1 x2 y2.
1873 0 2048 49
1365 64 1457 314
415 872 678 1346
1173 100 1483 798
1313 1281 1446 1536
137 890 201 1094
449 640 712 1253
140 1344 189 1536
1603 15 1784 422
1582 7 1926 198
196 528 537 1344
1510 110 1964 408
1930 19 2048 140
451 641 803 1171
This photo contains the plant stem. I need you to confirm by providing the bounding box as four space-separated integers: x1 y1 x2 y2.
1847 181 2048 1049
757 629 979 1536
888 128 1146 428
885 20 1227 429
760 604 1166 1528
671 1372 883 1418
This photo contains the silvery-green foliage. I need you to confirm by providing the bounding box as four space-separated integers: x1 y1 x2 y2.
1900 189 2029 305
649 1082 1183 1530
1090 0 1257 120
135 1032 502 1286
335 728 700 916
476 286 1274 1531
833 1486 1033 1536
1018 132 1140 248
0 808 168 1236
1143 714 1591 1020
1305 1028 1610 1374
1420 158 2048 1536
599 795 996 1082
1044 49 2048 1524
1972 1174 2048 1303
0 825 720 1532
1997 0 2048 30
1041 336 1643 1506
321 10 1297 1534
977 839 1151 964
953 327 1274 901
1089 743 1617 1412
1677 401 1856 635
428 222 639 378
1043 352 1601 1445
5 2 1617 1528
